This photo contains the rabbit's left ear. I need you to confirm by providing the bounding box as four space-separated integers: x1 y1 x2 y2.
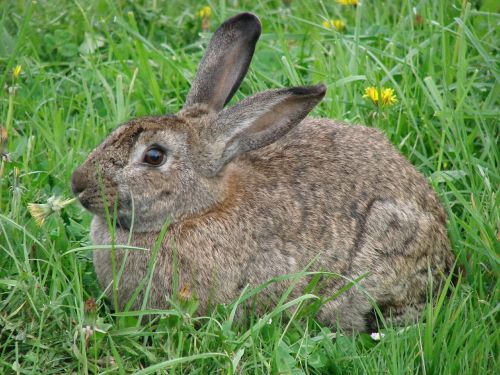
199 84 326 176
184 13 261 112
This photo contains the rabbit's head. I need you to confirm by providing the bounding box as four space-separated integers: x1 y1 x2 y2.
71 13 326 232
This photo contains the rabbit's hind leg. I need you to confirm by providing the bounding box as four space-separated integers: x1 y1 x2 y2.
319 198 451 331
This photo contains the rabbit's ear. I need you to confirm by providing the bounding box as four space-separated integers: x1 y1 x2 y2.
184 13 261 112
203 84 326 176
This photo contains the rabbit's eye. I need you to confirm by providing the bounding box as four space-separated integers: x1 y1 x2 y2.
143 147 165 166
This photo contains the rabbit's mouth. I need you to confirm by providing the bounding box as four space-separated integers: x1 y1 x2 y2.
79 198 135 230
74 187 125 219
77 191 134 229
77 195 109 216
73 189 98 213
77 193 92 211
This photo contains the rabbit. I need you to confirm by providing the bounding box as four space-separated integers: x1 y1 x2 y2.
71 13 454 331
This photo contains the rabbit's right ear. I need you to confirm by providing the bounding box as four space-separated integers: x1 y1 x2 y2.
184 13 261 112
198 84 326 177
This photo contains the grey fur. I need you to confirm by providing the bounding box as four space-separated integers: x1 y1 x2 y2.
71 13 454 331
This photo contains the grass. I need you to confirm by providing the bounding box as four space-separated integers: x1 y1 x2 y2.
0 0 498 373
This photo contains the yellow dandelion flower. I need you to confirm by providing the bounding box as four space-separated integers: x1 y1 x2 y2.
337 0 360 5
363 86 379 105
13 65 22 79
322 19 346 31
332 19 346 31
381 88 397 106
28 196 76 226
196 6 212 19
363 86 398 107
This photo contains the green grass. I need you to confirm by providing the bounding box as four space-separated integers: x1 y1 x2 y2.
1 0 498 373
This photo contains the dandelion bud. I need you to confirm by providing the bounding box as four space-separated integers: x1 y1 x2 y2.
13 65 22 79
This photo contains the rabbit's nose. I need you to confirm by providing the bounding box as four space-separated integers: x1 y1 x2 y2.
71 168 88 195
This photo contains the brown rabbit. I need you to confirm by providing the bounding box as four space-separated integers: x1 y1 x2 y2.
71 13 454 331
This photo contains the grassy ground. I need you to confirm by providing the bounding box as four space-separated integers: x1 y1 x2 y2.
0 0 498 373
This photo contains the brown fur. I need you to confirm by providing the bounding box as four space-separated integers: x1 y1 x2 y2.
72 13 454 331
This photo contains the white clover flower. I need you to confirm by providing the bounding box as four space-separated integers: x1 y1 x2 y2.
370 332 385 341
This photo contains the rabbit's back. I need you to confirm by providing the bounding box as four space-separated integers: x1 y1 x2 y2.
236 118 449 255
